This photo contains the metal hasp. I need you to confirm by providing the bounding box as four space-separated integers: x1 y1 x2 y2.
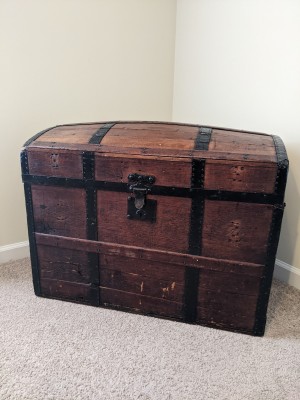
127 173 157 222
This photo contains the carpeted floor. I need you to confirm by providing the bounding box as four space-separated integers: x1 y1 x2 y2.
0 258 300 400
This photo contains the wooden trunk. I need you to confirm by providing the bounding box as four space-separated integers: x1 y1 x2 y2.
21 121 288 335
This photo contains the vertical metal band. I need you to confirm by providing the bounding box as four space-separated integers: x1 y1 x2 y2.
184 159 206 322
82 152 100 293
21 151 41 295
83 152 97 240
89 122 116 144
195 127 212 151
189 159 205 254
254 135 288 335
272 135 289 196
253 205 284 335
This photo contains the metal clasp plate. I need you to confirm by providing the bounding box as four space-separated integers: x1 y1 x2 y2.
127 173 157 222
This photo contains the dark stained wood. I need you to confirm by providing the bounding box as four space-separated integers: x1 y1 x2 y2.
100 268 184 302
35 233 265 276
27 148 83 179
99 287 183 319
196 308 255 332
40 278 97 305
31 186 87 239
196 291 258 335
97 191 191 253
202 201 273 264
100 253 185 281
197 289 258 316
204 160 277 193
100 269 183 302
199 269 262 296
95 155 192 188
38 245 90 284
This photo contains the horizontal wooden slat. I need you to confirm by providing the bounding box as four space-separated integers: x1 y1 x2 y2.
27 148 83 178
100 268 184 302
40 279 98 305
204 160 277 193
100 253 185 282
210 130 276 157
99 287 183 319
38 245 90 284
196 303 256 332
202 200 273 264
29 142 277 162
35 233 265 276
97 191 191 253
199 269 261 296
37 124 102 144
95 155 192 188
31 186 87 239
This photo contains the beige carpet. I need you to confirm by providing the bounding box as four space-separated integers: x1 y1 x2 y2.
0 258 300 400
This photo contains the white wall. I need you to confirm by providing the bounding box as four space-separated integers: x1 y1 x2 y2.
0 0 177 246
173 0 300 271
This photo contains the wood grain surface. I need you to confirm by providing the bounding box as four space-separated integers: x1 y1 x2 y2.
27 148 83 179
31 186 87 239
95 155 192 187
202 201 273 264
204 160 277 193
38 245 90 284
97 191 191 253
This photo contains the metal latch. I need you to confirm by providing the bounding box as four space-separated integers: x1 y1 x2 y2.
127 173 157 222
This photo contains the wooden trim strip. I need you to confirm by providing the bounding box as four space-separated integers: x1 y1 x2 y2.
30 141 277 162
35 233 264 277
89 122 116 144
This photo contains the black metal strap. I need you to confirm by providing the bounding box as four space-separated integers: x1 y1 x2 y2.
184 267 200 323
82 152 100 288
253 204 285 335
253 136 288 335
272 135 289 195
272 135 288 164
23 127 56 147
20 151 41 295
83 152 97 241
195 127 212 150
21 174 283 204
189 160 205 253
184 159 206 322
89 123 116 144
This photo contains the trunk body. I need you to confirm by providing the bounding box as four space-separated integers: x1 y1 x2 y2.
21 122 288 335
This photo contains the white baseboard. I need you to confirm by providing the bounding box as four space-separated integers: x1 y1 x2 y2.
0 242 299 290
0 241 29 264
274 259 300 290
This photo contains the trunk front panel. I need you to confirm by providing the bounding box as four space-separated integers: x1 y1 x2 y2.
22 121 288 335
